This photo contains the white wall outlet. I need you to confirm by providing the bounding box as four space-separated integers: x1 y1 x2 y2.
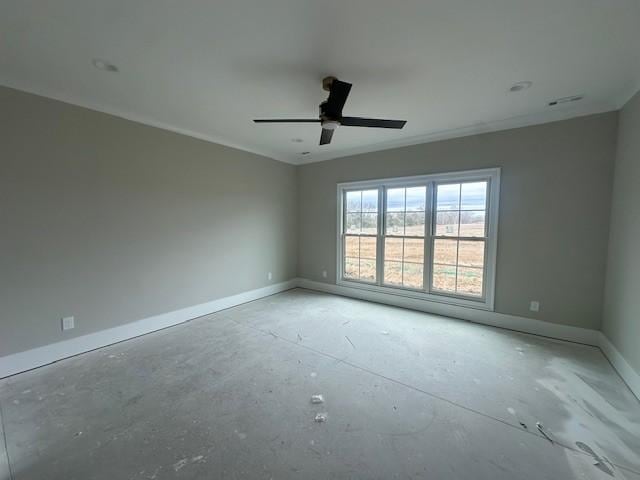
267 272 273 281
61 316 75 331
529 301 540 312
322 270 327 278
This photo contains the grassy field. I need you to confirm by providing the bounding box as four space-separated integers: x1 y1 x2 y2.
344 233 484 295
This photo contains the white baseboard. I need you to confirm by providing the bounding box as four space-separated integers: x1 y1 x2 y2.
3 277 638 402
297 278 600 346
298 278 640 400
0 280 297 378
598 332 640 400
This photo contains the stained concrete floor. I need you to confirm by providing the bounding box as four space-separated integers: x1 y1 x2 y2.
1 288 639 480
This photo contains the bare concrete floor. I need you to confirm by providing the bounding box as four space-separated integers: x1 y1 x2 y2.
1 288 639 479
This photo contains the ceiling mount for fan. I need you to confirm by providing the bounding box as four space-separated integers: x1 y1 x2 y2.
254 76 407 145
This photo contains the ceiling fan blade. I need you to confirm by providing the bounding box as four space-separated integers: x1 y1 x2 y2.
320 128 334 145
340 117 407 129
324 80 352 118
253 119 320 123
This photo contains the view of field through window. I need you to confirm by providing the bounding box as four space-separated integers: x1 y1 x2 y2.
344 189 378 282
384 186 426 289
432 181 487 296
340 177 491 301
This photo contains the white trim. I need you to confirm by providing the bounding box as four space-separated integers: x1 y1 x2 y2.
1 79 618 166
336 168 500 311
3 278 638 402
298 279 640 400
614 82 640 110
0 80 294 165
298 278 600 346
295 100 618 165
598 332 640 400
0 280 297 379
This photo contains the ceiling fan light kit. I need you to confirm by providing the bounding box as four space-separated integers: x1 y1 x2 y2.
254 76 407 145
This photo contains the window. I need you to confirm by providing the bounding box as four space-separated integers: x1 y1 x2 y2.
343 189 379 283
337 168 500 310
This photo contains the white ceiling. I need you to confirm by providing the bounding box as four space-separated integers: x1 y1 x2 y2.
2 0 639 165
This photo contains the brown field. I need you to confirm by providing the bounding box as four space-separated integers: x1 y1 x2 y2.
344 234 484 295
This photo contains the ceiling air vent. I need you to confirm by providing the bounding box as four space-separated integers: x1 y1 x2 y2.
548 95 584 106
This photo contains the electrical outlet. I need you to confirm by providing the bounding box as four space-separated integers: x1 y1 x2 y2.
267 272 273 281
61 316 75 331
322 270 327 278
529 301 540 312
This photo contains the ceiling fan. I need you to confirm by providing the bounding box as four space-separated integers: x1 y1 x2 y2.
254 76 407 145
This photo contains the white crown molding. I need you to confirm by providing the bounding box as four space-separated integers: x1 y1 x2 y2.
1 78 622 167
295 100 619 165
0 78 295 165
614 81 640 110
0 279 297 378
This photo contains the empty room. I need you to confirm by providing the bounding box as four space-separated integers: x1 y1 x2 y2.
1 1 640 479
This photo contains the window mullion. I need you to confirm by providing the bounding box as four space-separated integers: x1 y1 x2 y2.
376 187 385 286
423 182 431 293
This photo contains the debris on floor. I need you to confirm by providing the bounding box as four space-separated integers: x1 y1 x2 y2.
345 336 356 349
576 442 615 476
536 422 554 443
314 413 328 423
310 394 324 404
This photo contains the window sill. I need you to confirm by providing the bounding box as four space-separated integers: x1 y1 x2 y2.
336 278 494 311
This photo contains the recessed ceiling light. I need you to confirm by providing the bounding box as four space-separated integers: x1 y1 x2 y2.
92 59 118 72
291 138 304 143
509 81 532 92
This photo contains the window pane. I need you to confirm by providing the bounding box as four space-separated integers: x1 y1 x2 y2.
384 237 403 262
433 239 457 265
403 238 424 264
459 211 485 237
346 191 361 212
403 262 423 289
436 184 460 210
436 211 459 237
405 212 425 237
384 261 402 285
345 257 358 279
386 188 405 212
456 267 483 296
386 212 404 235
406 187 426 211
458 240 484 268
345 213 361 234
362 189 378 212
360 259 376 282
432 264 456 292
461 182 487 210
345 235 359 258
360 237 377 260
361 213 377 234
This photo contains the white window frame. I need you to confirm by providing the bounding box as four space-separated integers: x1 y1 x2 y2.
336 168 500 311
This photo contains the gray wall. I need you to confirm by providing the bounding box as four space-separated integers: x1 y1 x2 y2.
0 87 297 356
603 91 640 375
298 113 618 329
